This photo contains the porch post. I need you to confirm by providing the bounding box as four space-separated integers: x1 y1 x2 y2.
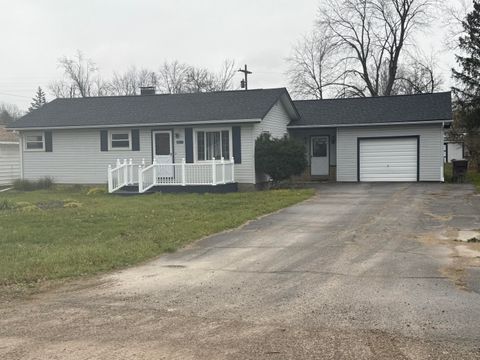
231 157 235 182
212 157 216 186
107 164 113 193
123 159 128 186
182 158 186 186
138 165 143 193
152 159 157 185
128 159 133 185
221 157 225 184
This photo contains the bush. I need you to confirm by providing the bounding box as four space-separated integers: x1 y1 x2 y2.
12 177 54 191
255 133 307 183
0 199 16 211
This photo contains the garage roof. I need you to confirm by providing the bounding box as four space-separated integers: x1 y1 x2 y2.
290 92 452 128
9 88 298 130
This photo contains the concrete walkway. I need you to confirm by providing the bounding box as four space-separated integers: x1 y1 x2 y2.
1 183 480 359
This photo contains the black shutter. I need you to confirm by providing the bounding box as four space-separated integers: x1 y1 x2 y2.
131 129 140 151
185 128 193 163
44 131 53 152
100 130 108 151
232 126 241 164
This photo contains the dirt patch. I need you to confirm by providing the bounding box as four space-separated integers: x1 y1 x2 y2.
420 229 480 291
424 212 453 222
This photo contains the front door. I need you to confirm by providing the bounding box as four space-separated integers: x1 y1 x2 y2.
311 136 329 176
153 131 173 177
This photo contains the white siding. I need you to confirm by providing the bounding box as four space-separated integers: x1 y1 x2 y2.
337 124 444 182
253 100 290 139
22 125 257 185
236 124 256 184
23 129 153 184
0 143 20 185
172 127 185 162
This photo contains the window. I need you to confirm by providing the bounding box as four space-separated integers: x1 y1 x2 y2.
25 132 45 151
196 129 230 161
312 137 327 157
109 130 131 150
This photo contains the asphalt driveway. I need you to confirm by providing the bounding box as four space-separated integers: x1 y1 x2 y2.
1 183 480 359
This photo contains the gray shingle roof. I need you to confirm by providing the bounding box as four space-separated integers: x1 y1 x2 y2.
290 92 452 127
10 88 289 129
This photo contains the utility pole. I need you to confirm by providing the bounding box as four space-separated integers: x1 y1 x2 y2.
238 64 252 90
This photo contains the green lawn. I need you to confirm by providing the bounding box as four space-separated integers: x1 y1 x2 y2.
444 162 480 191
0 188 314 286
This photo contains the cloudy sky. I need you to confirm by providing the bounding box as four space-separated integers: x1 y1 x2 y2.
0 0 466 110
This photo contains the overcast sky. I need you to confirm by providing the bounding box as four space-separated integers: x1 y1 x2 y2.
0 0 465 111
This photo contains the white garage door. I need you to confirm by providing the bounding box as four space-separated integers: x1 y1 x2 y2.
359 137 418 182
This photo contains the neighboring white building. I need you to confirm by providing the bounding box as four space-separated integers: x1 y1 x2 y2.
444 142 465 163
0 127 20 185
8 89 452 192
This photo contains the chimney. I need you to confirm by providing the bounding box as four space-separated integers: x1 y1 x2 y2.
140 86 156 95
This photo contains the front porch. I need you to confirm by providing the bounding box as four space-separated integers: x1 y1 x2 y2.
108 158 237 194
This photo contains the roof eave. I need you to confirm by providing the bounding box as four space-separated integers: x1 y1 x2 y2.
9 118 263 131
287 119 453 128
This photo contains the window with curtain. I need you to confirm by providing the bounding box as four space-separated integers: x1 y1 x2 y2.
196 130 230 161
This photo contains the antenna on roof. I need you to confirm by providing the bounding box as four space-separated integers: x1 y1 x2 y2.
238 65 252 90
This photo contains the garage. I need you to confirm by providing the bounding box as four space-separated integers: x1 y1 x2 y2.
358 137 419 182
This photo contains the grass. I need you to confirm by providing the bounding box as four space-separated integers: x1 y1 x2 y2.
444 162 480 191
0 187 314 287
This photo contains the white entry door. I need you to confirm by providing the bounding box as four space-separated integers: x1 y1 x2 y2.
359 137 418 182
311 136 329 176
153 131 174 177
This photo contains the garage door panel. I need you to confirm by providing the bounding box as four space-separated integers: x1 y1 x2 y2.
359 138 418 182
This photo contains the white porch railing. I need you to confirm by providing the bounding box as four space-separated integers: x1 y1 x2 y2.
107 159 136 193
108 157 235 193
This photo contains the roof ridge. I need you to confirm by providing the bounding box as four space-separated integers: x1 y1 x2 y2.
53 87 288 101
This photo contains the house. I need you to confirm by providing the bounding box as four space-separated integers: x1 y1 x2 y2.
8 88 452 192
0 127 20 185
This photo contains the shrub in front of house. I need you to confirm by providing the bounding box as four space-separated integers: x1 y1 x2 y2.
255 133 307 184
12 177 54 191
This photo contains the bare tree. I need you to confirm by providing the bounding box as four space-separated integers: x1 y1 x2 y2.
0 103 23 125
49 80 77 98
49 50 104 98
157 60 190 94
395 52 444 94
109 67 157 95
441 0 473 50
157 60 236 94
212 59 236 91
319 0 438 97
185 66 215 92
286 28 346 99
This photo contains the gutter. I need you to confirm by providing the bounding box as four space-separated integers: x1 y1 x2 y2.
8 118 262 131
287 119 453 129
